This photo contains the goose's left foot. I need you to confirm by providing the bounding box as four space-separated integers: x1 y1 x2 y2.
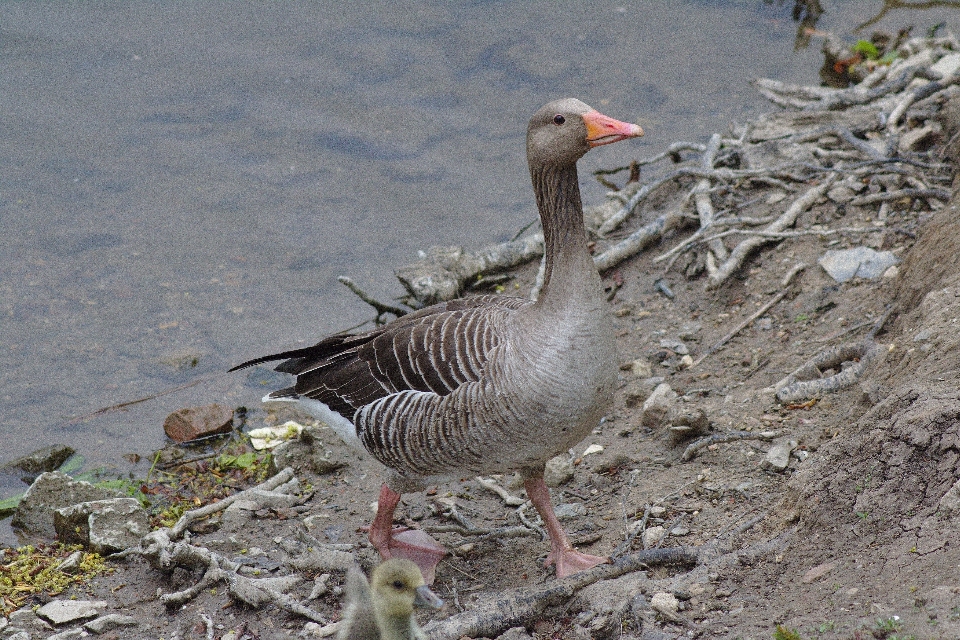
367 483 447 584
524 476 610 579
546 547 609 578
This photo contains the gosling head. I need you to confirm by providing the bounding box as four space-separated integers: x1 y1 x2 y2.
370 558 444 618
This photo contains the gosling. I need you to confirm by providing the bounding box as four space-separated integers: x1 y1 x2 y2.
337 558 443 640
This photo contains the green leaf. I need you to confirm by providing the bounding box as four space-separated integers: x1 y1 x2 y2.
57 454 84 475
0 492 24 518
852 39 880 60
233 452 257 469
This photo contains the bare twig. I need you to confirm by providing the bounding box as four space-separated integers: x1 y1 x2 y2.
475 476 526 506
848 187 951 206
681 430 782 462
707 175 837 289
338 276 409 322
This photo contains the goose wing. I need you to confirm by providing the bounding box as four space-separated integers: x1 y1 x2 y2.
233 295 528 420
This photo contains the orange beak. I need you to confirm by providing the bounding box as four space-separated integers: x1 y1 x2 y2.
583 110 644 147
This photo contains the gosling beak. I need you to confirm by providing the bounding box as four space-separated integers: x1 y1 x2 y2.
583 110 644 147
414 584 444 609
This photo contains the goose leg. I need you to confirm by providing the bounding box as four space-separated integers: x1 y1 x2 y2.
524 476 609 578
367 483 447 584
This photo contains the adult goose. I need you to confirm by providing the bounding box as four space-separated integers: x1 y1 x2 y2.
232 98 643 581
336 559 443 640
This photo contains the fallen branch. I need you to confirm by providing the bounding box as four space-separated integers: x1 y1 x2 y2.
593 212 680 273
694 134 729 276
396 233 544 305
474 476 526 506
423 547 697 640
337 276 409 322
168 467 299 538
681 430 782 462
707 175 837 289
848 187 951 206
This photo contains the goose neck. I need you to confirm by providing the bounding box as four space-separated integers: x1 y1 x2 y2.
530 161 596 305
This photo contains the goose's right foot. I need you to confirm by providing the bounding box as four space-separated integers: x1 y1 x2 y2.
367 483 447 584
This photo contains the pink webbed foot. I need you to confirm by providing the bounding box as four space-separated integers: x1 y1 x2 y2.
524 475 610 579
546 547 609 579
366 484 447 584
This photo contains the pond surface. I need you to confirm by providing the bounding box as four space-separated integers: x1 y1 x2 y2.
1 1 957 481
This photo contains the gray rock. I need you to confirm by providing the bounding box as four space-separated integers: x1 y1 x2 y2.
642 525 665 548
641 383 676 428
818 247 899 283
83 613 138 634
55 550 85 574
827 185 856 203
270 427 353 476
11 472 121 539
668 407 710 445
677 323 702 340
630 358 652 377
554 503 587 520
1 445 75 476
496 627 533 640
658 338 688 355
938 478 960 515
5 607 54 638
47 629 86 640
54 498 150 554
761 439 798 472
543 455 574 487
36 600 107 625
650 591 680 616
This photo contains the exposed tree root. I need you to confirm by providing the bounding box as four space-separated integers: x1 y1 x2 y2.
773 341 886 403
122 468 330 622
422 547 697 640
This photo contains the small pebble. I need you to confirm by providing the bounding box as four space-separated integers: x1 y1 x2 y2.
650 591 680 616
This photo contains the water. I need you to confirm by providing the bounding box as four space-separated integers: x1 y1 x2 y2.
1 1 957 477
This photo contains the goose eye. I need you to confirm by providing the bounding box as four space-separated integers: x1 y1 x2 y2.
553 114 565 125
392 580 404 590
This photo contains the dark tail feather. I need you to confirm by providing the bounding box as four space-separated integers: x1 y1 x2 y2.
229 331 380 374
228 346 333 372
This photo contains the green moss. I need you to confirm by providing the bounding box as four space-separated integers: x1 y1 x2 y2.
0 544 109 616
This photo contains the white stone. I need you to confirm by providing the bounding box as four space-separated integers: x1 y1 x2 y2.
582 444 604 456
36 600 107 625
642 525 665 548
938 478 960 515
650 591 680 616
932 52 960 78
543 455 575 487
761 439 798 472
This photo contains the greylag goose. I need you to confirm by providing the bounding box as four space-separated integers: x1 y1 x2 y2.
336 558 443 640
232 98 643 581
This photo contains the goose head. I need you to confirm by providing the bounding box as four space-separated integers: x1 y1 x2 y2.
527 98 644 167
